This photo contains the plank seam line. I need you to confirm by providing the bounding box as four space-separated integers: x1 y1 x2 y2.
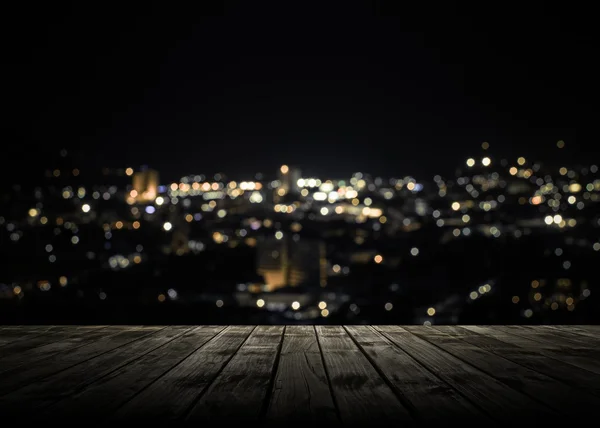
372 326 500 423
457 326 600 392
447 326 600 407
314 325 343 425
21 326 190 410
102 325 230 421
0 326 170 398
0 325 109 357
493 326 600 369
0 326 119 376
499 326 600 351
412 327 562 415
0 325 108 355
180 325 258 423
0 325 58 349
258 325 286 420
545 326 600 340
343 325 420 423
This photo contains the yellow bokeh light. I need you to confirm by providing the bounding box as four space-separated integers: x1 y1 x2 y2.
374 254 383 264
481 141 489 150
466 158 475 167
481 157 491 166
132 221 140 229
509 167 518 175
125 167 134 176
517 157 526 165
280 165 289 174
427 307 436 316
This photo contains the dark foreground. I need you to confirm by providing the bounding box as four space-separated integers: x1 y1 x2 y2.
0 325 599 426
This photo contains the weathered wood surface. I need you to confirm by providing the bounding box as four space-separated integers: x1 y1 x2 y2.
0 325 598 425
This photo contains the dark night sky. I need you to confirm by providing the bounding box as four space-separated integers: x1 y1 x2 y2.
3 3 598 182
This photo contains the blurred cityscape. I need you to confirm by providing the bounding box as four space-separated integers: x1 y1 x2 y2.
1 141 598 324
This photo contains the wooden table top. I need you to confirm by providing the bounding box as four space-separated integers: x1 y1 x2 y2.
0 325 598 426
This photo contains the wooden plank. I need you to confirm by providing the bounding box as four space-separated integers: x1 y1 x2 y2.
0 326 106 359
106 326 255 425
344 326 491 424
460 326 600 394
183 326 285 423
265 325 338 423
30 326 225 423
524 325 600 347
410 326 600 421
314 326 414 425
0 327 163 394
541 325 600 342
490 326 600 375
0 326 57 348
0 326 188 414
0 326 113 372
375 326 557 423
496 326 599 349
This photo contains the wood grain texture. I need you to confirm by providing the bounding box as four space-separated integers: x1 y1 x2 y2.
184 325 285 424
499 325 600 349
0 325 598 425
0 326 163 395
316 326 414 425
548 325 600 340
411 325 600 421
0 326 113 371
376 326 556 423
499 326 600 374
106 325 255 425
0 326 57 347
0 326 104 360
460 325 600 395
344 325 492 424
37 326 223 423
0 326 186 416
266 325 338 423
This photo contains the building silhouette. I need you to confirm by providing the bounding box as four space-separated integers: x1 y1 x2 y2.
132 168 159 202
257 235 326 291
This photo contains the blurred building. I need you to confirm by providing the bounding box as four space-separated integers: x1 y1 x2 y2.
274 164 301 202
132 168 159 202
257 235 326 291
